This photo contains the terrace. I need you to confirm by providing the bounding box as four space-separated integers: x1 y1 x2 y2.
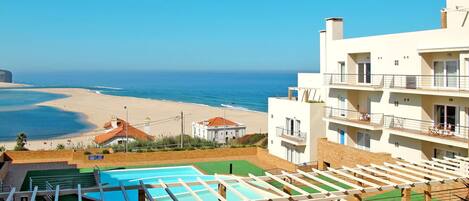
276 127 307 146
384 115 469 148
324 74 384 91
384 74 469 98
323 107 383 130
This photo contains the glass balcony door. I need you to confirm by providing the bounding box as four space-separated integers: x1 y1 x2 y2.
434 60 459 88
434 105 457 131
358 62 371 84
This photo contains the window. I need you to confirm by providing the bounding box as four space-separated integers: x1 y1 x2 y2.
356 132 370 150
285 118 300 136
358 62 371 84
338 62 346 82
434 105 457 131
434 148 460 159
434 60 459 88
338 96 346 117
394 60 399 66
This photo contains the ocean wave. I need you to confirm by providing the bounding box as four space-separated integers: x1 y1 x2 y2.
94 90 102 94
220 104 252 112
93 86 123 90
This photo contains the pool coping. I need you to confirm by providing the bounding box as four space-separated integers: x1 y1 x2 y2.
101 165 205 177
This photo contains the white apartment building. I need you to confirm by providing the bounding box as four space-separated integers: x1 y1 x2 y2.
192 117 246 144
322 0 469 162
268 73 326 164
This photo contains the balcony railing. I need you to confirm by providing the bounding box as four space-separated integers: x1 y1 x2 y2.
384 115 469 139
324 107 384 126
384 75 469 91
324 74 384 88
276 127 307 143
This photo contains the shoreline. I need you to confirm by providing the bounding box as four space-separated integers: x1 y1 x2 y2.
1 87 268 150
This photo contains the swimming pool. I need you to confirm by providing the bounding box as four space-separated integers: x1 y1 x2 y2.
85 166 271 201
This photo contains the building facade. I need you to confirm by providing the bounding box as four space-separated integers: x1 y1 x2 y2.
0 70 12 83
268 73 326 164
192 117 246 144
268 0 469 165
322 0 469 162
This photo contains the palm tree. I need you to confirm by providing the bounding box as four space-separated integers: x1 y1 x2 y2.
14 132 28 151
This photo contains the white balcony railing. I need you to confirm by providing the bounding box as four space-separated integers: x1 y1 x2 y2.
324 74 384 88
384 75 469 91
276 127 307 143
324 107 384 126
384 115 469 139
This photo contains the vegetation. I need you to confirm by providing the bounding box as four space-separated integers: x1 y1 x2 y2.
56 144 65 150
109 135 219 152
231 133 267 148
0 146 5 152
14 132 28 151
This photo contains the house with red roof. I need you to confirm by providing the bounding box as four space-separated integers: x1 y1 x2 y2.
95 116 155 146
192 117 246 144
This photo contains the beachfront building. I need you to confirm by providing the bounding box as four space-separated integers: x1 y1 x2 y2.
95 116 154 146
322 0 469 163
192 117 246 144
0 69 12 83
267 73 326 164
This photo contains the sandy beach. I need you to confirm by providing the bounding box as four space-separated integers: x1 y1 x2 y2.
1 88 267 150
0 82 29 88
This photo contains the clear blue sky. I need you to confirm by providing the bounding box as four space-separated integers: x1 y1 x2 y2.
0 0 445 72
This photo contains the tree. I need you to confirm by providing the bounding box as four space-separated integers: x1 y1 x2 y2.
0 146 5 152
14 132 28 151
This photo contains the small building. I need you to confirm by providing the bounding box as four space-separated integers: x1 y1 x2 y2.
0 69 12 83
95 116 154 146
192 117 246 144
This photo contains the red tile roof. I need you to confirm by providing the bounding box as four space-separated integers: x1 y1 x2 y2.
95 118 154 145
200 117 240 127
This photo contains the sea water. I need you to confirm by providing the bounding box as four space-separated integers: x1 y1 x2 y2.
0 90 93 140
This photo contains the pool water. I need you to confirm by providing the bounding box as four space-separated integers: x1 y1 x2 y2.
85 166 270 201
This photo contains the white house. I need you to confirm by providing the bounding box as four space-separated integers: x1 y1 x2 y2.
192 117 246 144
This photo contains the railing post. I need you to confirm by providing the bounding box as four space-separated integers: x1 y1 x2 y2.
29 177 32 191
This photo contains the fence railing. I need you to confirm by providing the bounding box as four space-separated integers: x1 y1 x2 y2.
384 115 469 139
324 107 384 126
324 73 384 88
383 74 469 91
29 173 96 191
276 127 307 142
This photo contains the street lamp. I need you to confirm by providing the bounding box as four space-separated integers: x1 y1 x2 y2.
124 106 128 153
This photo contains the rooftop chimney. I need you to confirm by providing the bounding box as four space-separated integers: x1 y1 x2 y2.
111 115 118 128
441 9 448 28
325 17 344 40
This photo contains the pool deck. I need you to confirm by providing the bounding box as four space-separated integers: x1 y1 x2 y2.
4 162 77 189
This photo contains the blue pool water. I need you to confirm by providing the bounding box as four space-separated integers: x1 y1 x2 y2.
87 166 268 201
0 90 93 140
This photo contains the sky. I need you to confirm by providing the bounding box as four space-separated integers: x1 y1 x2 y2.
0 0 445 72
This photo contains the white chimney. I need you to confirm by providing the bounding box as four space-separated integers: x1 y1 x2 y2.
444 0 469 28
144 117 151 134
111 115 118 128
325 17 344 40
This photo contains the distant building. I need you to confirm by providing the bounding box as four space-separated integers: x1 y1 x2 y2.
192 117 246 144
0 70 12 83
95 116 154 146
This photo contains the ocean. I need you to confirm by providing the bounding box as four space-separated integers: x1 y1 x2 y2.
0 71 300 140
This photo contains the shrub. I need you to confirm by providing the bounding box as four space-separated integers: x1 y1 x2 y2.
56 144 65 150
84 151 92 155
102 149 110 154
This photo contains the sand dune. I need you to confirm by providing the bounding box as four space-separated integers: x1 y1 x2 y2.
1 88 267 150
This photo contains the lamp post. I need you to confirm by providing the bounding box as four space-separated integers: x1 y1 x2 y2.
124 106 128 153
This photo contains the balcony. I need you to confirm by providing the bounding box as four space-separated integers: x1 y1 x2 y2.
276 127 307 146
384 115 468 148
324 74 384 91
323 107 383 130
384 75 469 97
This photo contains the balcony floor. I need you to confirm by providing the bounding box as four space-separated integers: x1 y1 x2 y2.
388 87 469 98
279 134 306 146
324 116 383 130
386 127 468 148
